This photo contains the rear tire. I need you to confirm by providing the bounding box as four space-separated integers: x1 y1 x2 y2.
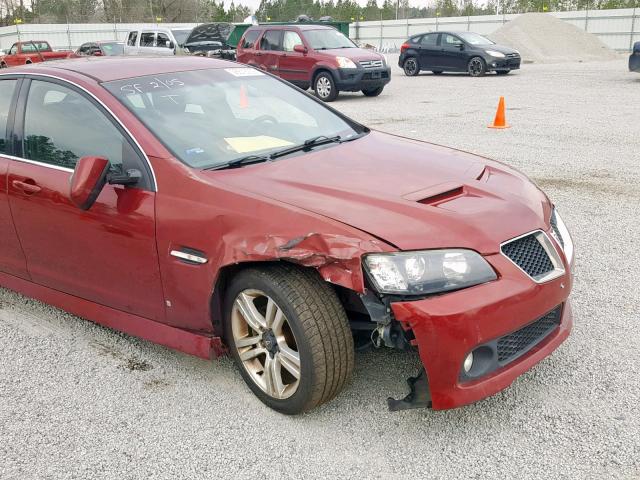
223 264 354 415
362 86 384 97
314 72 338 102
468 56 486 77
0 62 6 69
403 57 419 76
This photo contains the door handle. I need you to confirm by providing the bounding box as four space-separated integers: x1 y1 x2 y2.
256 52 263 56
12 179 41 194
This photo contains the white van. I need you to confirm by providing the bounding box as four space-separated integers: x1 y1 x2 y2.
124 27 193 56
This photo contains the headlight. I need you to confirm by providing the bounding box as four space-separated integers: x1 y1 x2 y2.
364 249 497 295
550 208 574 265
183 47 190 53
379 54 387 66
485 50 505 58
336 56 357 69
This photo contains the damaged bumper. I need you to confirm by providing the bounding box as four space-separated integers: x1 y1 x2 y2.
391 253 573 410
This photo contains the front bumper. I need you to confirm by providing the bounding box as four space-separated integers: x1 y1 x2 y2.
629 53 640 72
334 67 391 91
487 56 521 71
391 251 572 410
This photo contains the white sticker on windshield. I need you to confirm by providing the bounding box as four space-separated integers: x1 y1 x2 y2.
225 68 265 77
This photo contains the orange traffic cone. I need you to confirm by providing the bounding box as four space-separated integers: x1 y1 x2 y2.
239 84 249 109
488 96 510 129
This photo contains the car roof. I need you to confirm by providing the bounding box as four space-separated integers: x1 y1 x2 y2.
7 56 239 82
247 24 334 31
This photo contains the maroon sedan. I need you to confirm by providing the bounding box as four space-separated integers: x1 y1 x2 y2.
0 57 573 414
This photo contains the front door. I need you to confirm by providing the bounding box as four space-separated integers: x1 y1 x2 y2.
439 34 468 70
0 78 29 279
7 78 165 321
278 30 313 86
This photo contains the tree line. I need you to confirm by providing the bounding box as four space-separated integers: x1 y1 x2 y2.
1 0 639 27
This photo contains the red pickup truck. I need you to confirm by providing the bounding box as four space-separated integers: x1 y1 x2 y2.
0 41 75 68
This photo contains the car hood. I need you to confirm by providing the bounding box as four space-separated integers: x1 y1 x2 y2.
207 131 550 254
318 48 384 62
482 44 519 55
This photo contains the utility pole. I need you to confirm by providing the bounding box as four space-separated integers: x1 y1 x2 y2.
396 0 399 20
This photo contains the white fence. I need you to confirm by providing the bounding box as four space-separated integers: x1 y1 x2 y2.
0 8 638 53
0 23 198 51
350 8 640 52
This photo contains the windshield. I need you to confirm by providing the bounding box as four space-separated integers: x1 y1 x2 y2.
457 32 494 46
304 29 356 50
101 42 124 55
171 29 192 46
104 68 361 169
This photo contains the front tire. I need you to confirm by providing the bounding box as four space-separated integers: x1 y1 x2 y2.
468 56 486 77
403 57 419 76
362 86 384 97
314 72 338 102
223 265 354 414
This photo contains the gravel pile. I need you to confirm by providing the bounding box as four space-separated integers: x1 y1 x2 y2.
489 13 619 63
1 60 640 479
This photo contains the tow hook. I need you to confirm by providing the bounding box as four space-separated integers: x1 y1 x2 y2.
387 368 432 411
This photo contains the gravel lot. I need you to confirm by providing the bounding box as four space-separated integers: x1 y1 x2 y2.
2 57 639 480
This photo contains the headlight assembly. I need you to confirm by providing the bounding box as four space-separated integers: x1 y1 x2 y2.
485 50 505 58
364 249 497 296
550 208 574 264
336 56 357 69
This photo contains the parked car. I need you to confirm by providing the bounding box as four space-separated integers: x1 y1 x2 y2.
76 40 125 57
399 31 521 77
124 27 192 56
236 24 390 102
0 41 75 68
183 22 236 59
630 41 640 72
0 57 573 414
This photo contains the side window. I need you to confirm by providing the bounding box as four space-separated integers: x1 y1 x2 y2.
442 34 463 47
241 30 259 49
21 43 35 53
9 44 18 55
0 80 18 155
127 31 138 47
283 31 303 52
410 36 422 44
157 32 171 48
260 30 281 51
77 44 88 55
23 80 129 169
421 34 438 46
140 32 155 48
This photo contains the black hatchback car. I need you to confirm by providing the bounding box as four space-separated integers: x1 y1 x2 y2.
399 31 521 77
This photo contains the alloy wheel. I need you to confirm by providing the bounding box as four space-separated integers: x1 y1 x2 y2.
404 58 418 76
316 76 332 99
468 57 485 77
231 289 301 400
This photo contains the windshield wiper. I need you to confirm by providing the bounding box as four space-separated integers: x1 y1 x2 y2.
204 154 270 171
269 135 342 160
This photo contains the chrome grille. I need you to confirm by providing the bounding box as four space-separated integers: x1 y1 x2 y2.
359 59 383 69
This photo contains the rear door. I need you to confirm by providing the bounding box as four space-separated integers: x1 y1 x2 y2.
7 77 165 321
439 33 467 70
125 31 138 55
278 30 314 85
257 30 283 75
0 77 29 279
418 33 441 68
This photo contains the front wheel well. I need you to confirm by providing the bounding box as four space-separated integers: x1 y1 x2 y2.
312 68 336 87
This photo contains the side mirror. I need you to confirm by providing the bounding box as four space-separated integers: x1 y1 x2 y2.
167 40 174 49
293 44 307 54
457 43 464 51
69 156 109 210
